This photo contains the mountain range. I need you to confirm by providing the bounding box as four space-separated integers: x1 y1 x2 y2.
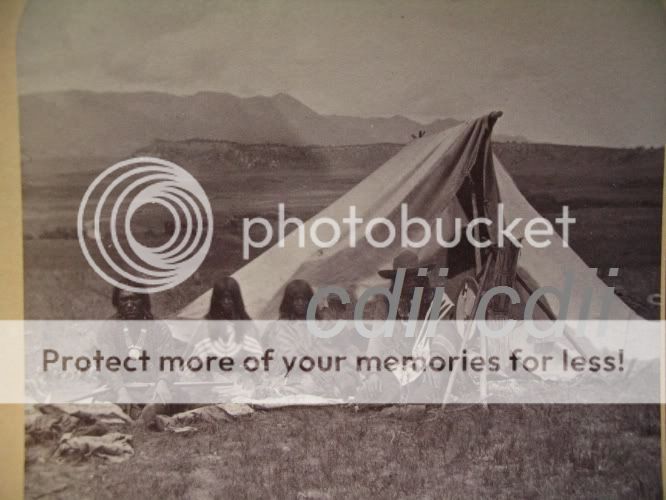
19 90 526 158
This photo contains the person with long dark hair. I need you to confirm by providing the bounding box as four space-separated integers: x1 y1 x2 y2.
278 279 318 320
257 279 323 395
206 276 251 320
182 277 262 402
186 276 261 360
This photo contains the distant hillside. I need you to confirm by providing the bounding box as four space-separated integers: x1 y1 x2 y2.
19 90 525 158
133 138 403 175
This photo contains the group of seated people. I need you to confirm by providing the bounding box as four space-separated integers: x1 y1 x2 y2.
101 250 464 424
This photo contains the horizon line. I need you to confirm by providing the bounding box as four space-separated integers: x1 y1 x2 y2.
16 88 664 149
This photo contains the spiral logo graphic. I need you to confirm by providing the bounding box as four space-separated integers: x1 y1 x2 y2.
77 157 213 293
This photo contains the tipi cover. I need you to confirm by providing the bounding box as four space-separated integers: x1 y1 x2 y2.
178 114 640 323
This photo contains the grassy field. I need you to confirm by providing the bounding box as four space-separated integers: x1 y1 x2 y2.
25 405 661 499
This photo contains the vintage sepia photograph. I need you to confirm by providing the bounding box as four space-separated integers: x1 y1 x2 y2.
15 1 665 498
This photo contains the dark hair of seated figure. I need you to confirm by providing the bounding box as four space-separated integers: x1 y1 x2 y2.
279 279 320 320
111 283 153 320
206 276 251 320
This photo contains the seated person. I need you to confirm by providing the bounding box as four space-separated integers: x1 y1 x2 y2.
96 285 180 424
358 250 459 403
268 279 320 359
263 279 354 398
183 276 262 400
187 276 261 357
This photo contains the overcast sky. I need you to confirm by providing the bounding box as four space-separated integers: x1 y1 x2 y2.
18 0 665 146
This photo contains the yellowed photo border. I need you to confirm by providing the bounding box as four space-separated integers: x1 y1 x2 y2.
0 2 663 499
0 1 24 499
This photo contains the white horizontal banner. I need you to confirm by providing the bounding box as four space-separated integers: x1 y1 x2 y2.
6 320 663 404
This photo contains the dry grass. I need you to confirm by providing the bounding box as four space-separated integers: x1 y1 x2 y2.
25 405 661 499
